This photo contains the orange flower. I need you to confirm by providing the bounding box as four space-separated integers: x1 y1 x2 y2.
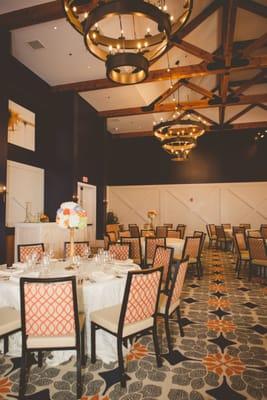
208 298 230 309
212 274 224 280
126 342 149 361
207 319 236 333
203 353 245 376
0 378 12 399
209 266 224 272
63 208 70 215
209 284 227 292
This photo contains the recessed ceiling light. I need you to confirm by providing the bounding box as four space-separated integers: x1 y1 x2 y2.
53 26 57 30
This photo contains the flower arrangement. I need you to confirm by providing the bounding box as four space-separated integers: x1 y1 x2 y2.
56 202 87 229
147 210 158 219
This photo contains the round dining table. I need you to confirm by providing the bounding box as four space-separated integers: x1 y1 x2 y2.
0 258 139 365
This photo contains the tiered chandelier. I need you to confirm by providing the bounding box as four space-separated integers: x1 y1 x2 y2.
63 0 193 84
153 115 206 161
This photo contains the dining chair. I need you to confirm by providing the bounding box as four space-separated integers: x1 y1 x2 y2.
19 276 86 399
0 307 21 354
64 241 89 258
193 231 206 275
119 230 131 239
141 229 155 237
163 223 173 228
260 225 267 239
239 223 251 229
247 230 261 238
222 223 231 229
144 237 166 267
18 243 44 263
206 224 217 248
156 226 168 238
108 243 130 260
215 225 232 251
128 224 140 237
167 229 181 238
176 224 186 239
247 237 267 281
232 226 245 234
121 237 142 265
107 231 117 243
157 257 189 353
152 246 174 291
233 232 249 278
179 236 202 279
104 235 110 250
90 266 163 387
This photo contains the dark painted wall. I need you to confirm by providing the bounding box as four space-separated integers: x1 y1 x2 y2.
108 131 267 185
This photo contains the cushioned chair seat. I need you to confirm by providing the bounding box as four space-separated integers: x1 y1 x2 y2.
90 305 153 338
27 312 85 349
0 307 21 336
240 250 249 260
252 259 267 267
158 293 181 316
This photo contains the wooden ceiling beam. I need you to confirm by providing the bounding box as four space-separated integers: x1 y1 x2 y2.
52 55 267 92
172 39 221 63
190 110 219 126
225 104 256 124
180 79 215 99
241 33 267 58
237 0 267 18
232 70 267 96
100 93 267 118
152 81 182 106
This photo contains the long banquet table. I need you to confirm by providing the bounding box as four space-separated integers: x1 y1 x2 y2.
0 259 139 365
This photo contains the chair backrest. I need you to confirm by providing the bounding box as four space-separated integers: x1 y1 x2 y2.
167 229 181 238
119 267 163 331
176 224 186 238
104 235 110 250
152 245 174 284
64 241 89 258
166 257 189 314
247 237 267 260
233 232 247 254
119 230 131 239
182 236 201 259
232 226 245 234
145 237 166 264
108 243 130 260
215 225 225 240
18 243 44 263
260 225 267 239
20 276 79 341
164 223 173 228
107 231 117 243
247 230 261 238
240 223 251 229
121 237 142 263
222 223 231 229
156 226 168 238
129 224 140 237
141 229 155 237
209 224 216 236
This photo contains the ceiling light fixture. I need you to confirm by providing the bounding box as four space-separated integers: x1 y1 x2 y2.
63 0 193 84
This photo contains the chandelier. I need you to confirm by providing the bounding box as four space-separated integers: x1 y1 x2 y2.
153 117 206 161
63 0 193 84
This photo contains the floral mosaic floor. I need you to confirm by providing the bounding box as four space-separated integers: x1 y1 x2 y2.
0 249 267 399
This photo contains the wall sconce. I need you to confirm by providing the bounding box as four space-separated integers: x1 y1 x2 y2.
0 185 7 203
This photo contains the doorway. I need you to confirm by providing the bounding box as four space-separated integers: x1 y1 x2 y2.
77 182 96 243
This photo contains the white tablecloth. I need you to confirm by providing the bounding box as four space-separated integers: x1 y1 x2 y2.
0 259 139 364
140 237 185 259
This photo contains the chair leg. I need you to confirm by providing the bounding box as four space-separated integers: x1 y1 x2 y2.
91 322 96 364
37 351 43 368
164 315 172 353
3 336 8 354
81 326 86 367
76 348 82 399
19 348 27 400
176 306 184 337
152 320 162 367
249 262 252 281
117 337 126 388
196 261 201 279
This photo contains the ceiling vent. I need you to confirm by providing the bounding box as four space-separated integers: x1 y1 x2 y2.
27 40 45 50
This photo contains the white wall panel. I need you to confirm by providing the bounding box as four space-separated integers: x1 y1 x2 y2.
108 182 267 234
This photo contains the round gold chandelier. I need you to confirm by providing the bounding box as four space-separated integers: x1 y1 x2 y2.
63 0 193 84
153 117 206 161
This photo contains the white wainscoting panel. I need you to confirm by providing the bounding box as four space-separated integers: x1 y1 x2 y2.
107 182 267 234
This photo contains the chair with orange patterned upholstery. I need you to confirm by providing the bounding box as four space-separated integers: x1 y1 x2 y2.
90 266 163 387
176 224 186 239
178 236 202 279
156 226 168 238
247 237 267 281
260 225 267 239
233 232 249 278
152 246 174 291
144 237 166 267
18 243 44 263
19 276 85 399
128 224 140 237
141 229 155 237
108 243 130 260
107 231 117 243
64 241 89 258
157 257 189 352
121 237 142 265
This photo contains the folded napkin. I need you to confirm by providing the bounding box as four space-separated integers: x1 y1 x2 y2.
90 271 115 282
